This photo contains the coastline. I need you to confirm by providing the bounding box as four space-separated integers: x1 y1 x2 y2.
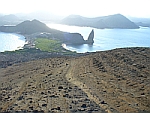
0 32 26 52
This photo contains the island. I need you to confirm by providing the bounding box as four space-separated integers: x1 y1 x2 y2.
60 14 139 29
0 19 94 46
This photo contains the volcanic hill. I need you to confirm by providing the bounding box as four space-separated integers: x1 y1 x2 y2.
0 47 150 113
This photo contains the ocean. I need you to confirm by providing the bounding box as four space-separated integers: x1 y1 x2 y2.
47 24 150 53
0 24 150 53
0 32 26 52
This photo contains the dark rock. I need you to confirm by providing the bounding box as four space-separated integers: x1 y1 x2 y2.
42 104 47 107
57 107 61 110
29 106 33 110
58 86 63 89
33 110 39 112
18 96 23 100
81 104 87 108
86 29 94 44
141 93 145 95
41 92 44 95
50 95 59 98
62 30 94 45
63 33 85 44
51 107 61 111
101 100 107 104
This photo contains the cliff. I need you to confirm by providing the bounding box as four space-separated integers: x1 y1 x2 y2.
63 33 85 44
62 29 94 45
61 14 139 29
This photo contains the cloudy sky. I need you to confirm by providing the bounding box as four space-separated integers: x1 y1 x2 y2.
0 0 150 18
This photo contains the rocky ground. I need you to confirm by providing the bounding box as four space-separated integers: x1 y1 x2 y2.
0 48 85 68
0 47 150 113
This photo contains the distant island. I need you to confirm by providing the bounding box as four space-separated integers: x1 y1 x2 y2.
1 13 150 28
128 17 150 27
60 14 139 29
0 19 94 45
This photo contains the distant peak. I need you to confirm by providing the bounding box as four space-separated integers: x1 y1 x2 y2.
67 15 83 18
114 13 122 16
110 13 124 17
32 19 41 22
16 19 46 27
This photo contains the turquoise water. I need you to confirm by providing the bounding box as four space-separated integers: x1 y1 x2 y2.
0 32 26 52
48 24 150 53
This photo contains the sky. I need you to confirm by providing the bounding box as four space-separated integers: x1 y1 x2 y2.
0 0 150 18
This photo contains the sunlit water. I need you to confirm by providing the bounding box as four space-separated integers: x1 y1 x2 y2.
0 32 26 52
47 24 150 53
0 24 150 53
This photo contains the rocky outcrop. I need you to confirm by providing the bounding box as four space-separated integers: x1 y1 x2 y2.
63 33 85 44
86 29 94 44
58 30 94 45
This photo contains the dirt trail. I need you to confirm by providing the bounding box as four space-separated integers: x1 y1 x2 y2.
0 47 150 113
66 58 111 113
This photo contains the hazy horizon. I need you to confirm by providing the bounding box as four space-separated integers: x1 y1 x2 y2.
0 0 150 18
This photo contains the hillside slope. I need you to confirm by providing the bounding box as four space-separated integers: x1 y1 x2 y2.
0 19 62 34
0 14 22 26
0 47 150 113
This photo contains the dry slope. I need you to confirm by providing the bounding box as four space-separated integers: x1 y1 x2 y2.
0 47 150 113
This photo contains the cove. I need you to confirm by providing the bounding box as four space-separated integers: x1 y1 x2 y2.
0 32 26 52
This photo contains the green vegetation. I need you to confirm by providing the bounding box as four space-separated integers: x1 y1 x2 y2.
2 38 77 55
35 38 76 55
3 48 42 54
35 38 62 52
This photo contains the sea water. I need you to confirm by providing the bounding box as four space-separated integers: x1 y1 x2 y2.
0 32 26 52
0 24 150 53
47 24 150 53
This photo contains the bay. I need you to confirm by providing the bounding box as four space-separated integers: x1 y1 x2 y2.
0 32 26 52
0 24 150 53
47 24 150 53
